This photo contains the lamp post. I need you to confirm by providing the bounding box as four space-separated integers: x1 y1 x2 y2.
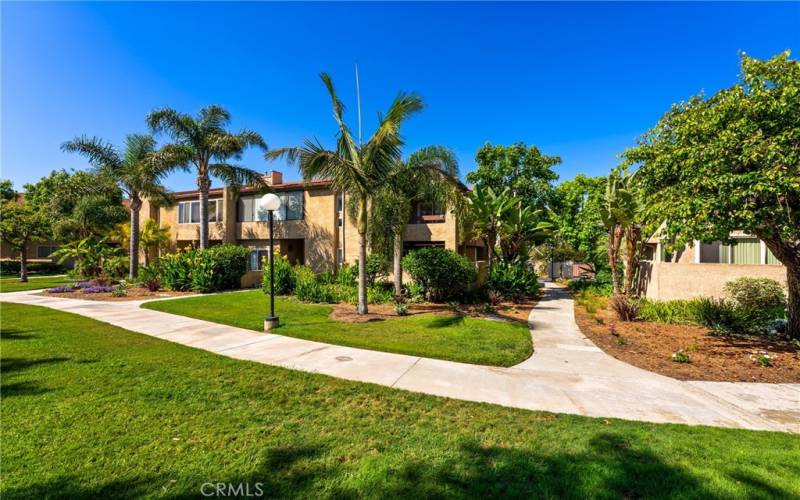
259 193 282 331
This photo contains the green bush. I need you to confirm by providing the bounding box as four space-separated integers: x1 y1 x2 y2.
690 297 748 334
567 277 612 296
724 277 787 321
0 261 66 276
159 252 194 291
638 299 698 324
336 264 358 287
160 245 249 293
137 263 162 292
294 266 338 303
205 244 251 291
402 248 477 302
485 260 541 301
261 254 296 295
102 255 129 279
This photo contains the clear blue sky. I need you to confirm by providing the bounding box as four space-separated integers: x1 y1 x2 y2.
2 1 797 191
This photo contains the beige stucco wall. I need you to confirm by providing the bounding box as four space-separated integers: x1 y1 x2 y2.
639 262 787 300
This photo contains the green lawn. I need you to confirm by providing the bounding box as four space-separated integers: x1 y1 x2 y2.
1 303 798 499
142 291 533 366
0 275 70 293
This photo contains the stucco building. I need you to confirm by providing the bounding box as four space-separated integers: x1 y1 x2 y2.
141 171 485 286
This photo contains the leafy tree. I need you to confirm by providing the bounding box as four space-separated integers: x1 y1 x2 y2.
23 169 126 241
551 174 607 271
110 218 172 266
467 186 516 267
147 105 267 250
62 134 181 278
0 203 51 281
50 236 121 278
624 52 800 337
370 146 464 296
0 179 15 202
268 73 423 314
467 142 560 211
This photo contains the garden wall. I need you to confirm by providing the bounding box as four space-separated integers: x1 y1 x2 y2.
638 261 787 300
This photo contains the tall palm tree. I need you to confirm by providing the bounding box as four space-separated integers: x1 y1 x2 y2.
62 134 179 279
467 186 516 268
371 146 463 296
268 73 423 314
147 105 267 250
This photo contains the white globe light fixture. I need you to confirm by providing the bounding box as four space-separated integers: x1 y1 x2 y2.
258 193 282 331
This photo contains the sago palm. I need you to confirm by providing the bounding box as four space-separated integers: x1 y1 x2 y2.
62 134 179 278
268 73 423 314
147 105 267 250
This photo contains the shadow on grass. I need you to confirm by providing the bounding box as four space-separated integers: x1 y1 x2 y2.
427 315 465 329
0 381 52 397
0 329 37 340
1 357 70 374
3 433 793 498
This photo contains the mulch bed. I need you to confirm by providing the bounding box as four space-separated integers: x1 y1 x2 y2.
574 303 800 383
38 287 194 302
330 300 537 324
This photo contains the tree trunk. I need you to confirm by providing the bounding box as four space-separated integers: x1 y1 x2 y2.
357 202 369 315
486 230 496 268
623 225 641 296
393 232 403 297
198 174 211 250
19 248 28 283
608 224 623 294
129 197 142 280
761 237 799 339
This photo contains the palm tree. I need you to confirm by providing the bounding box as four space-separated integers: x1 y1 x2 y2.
599 168 636 295
62 134 179 279
467 186 516 268
147 105 267 250
371 146 463 296
267 73 423 314
498 204 554 262
140 219 171 265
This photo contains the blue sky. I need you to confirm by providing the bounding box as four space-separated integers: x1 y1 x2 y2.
2 1 797 191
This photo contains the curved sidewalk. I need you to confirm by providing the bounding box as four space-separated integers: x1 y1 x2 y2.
1 285 797 433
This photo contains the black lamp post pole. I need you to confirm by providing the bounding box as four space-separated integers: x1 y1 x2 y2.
264 209 279 330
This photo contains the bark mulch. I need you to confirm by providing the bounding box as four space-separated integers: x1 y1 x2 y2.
330 300 537 324
575 303 800 383
38 287 194 302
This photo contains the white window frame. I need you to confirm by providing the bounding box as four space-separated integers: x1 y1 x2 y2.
178 199 222 224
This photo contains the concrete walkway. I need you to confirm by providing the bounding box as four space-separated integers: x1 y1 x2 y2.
1 284 797 433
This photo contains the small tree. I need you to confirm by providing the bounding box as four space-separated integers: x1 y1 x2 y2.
0 203 51 282
625 52 800 337
467 186 515 267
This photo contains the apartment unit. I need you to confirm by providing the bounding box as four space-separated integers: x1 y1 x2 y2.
141 171 485 286
638 231 787 300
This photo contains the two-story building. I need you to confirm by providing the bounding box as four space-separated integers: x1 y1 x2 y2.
141 171 486 286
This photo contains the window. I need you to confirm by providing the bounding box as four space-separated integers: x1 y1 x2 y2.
411 202 445 223
178 199 222 224
237 192 304 222
248 248 271 271
36 245 59 259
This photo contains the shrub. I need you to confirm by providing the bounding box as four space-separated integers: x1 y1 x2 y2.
638 299 698 324
0 261 65 276
205 244 251 291
47 285 75 293
724 277 787 322
691 297 747 334
262 254 296 295
367 282 394 304
365 254 388 286
402 248 476 302
336 264 358 287
485 260 541 301
294 266 337 303
404 282 425 303
111 280 128 297
137 264 162 292
672 351 690 363
395 302 409 316
567 277 612 296
160 252 194 291
609 294 639 321
82 285 114 294
102 255 128 279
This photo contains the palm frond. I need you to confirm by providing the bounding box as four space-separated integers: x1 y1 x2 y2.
61 136 123 172
146 108 195 141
